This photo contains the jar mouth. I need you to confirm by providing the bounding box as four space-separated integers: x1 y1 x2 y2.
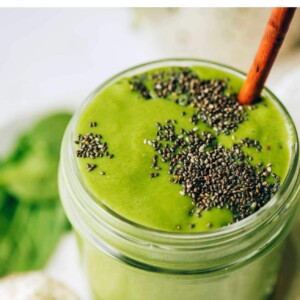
66 58 300 243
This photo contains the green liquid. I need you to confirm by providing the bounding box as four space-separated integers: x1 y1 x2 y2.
69 64 295 300
75 66 290 232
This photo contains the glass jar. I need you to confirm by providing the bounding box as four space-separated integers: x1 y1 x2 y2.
59 59 300 300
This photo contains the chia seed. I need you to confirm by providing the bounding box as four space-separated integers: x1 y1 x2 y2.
90 122 97 127
132 67 254 135
75 131 114 173
145 121 281 222
86 164 96 172
129 76 151 99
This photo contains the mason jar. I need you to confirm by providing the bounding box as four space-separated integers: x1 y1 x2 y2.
59 59 300 300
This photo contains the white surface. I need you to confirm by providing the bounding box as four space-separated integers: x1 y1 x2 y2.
0 8 299 300
0 8 160 128
0 270 79 300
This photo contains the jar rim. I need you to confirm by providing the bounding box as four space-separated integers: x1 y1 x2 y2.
65 58 300 244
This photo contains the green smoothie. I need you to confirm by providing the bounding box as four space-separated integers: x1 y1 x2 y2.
59 60 299 300
74 65 290 233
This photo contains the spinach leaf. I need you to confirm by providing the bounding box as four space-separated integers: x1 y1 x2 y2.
0 112 72 276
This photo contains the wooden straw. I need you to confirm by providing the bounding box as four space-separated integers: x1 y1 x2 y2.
238 8 296 105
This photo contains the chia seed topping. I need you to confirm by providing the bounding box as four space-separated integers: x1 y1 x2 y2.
129 76 151 99
74 131 113 173
131 67 256 135
146 122 280 222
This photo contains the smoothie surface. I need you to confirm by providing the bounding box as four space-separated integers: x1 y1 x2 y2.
75 65 290 232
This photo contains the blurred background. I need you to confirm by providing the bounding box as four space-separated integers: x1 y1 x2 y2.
0 8 299 299
1 8 300 128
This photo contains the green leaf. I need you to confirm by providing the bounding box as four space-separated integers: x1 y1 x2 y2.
0 150 59 204
3 112 72 165
0 112 72 204
0 112 72 277
25 112 72 158
1 201 67 275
